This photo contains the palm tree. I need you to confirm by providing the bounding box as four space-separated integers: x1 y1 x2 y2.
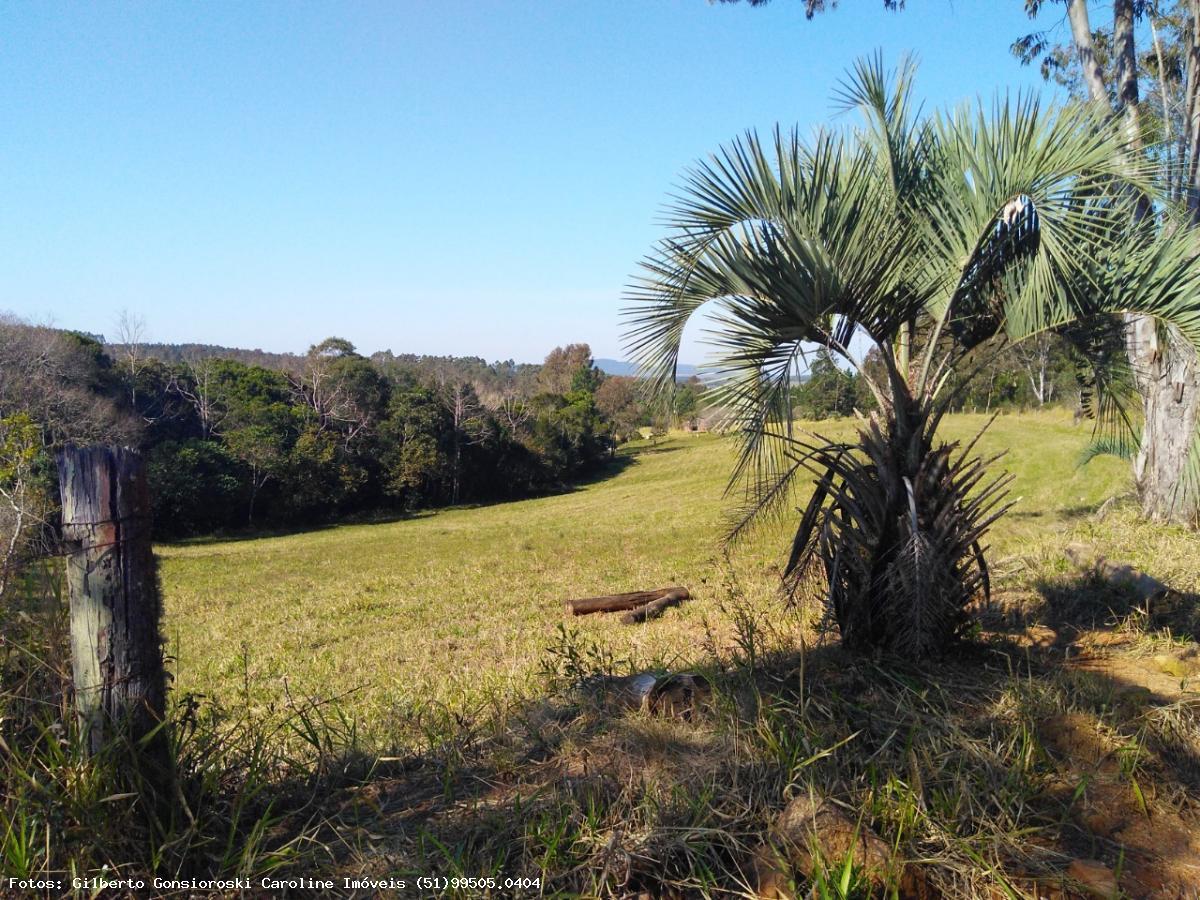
624 57 1200 660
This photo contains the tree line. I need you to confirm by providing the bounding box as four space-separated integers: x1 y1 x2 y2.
0 319 684 587
790 335 1080 421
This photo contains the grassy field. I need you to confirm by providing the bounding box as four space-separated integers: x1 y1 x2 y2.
158 410 1130 727
9 410 1200 895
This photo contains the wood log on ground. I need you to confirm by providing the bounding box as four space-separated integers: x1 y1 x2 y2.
565 586 689 616
619 590 688 624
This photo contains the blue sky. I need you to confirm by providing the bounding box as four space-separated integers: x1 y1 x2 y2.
0 1 1065 364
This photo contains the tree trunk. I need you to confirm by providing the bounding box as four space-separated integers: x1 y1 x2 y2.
248 472 259 525
1186 0 1200 215
56 446 168 761
1151 16 1176 199
1113 0 1141 145
619 591 688 623
451 432 461 504
1114 2 1200 524
1065 0 1109 103
0 498 26 599
1063 0 1200 525
1134 330 1200 523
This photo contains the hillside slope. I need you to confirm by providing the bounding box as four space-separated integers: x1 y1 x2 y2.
160 411 1127 723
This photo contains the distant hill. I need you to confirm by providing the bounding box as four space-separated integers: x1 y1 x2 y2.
111 342 304 371
594 358 700 379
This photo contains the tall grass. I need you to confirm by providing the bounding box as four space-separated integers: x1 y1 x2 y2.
0 563 370 888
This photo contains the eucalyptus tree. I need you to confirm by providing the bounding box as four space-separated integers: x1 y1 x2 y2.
624 58 1200 659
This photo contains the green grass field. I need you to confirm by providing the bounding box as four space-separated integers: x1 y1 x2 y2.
149 410 1200 895
11 410 1200 895
159 410 1131 727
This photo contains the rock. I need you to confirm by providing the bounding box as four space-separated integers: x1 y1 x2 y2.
600 672 711 719
1066 859 1118 898
1021 625 1059 650
752 849 792 899
1153 654 1192 678
754 794 895 897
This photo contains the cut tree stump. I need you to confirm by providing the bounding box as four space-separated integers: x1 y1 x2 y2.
565 586 689 616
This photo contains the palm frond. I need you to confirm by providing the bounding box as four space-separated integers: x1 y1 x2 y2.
1078 437 1138 467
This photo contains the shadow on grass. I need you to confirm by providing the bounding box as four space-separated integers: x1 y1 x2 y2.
1034 570 1200 642
217 627 1200 897
158 509 443 547
12 571 1198 896
621 443 685 457
1009 502 1105 522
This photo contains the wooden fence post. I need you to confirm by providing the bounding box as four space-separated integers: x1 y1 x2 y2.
56 446 166 760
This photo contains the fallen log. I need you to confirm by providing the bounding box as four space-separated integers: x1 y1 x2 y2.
565 586 689 616
619 590 688 624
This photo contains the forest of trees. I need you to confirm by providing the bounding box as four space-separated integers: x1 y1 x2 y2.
0 318 665 573
791 334 1079 421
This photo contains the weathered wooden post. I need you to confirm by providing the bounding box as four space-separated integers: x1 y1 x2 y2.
56 446 167 761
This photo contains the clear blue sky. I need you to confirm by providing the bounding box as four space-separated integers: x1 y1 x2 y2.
1 1 1065 364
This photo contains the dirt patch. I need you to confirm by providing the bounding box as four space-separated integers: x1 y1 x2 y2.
1068 649 1197 702
1039 709 1200 897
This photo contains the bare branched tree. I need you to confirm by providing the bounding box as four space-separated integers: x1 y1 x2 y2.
1013 333 1056 406
169 356 226 439
114 309 149 410
0 413 47 598
289 338 378 446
